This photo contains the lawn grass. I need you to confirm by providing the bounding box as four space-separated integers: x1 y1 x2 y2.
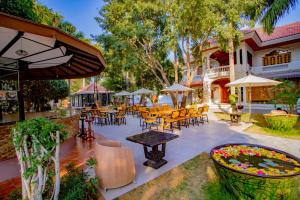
117 153 223 200
214 112 300 140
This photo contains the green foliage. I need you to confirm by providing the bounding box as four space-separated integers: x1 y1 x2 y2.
258 0 298 34
13 118 67 177
95 0 180 90
264 114 298 131
274 80 300 113
8 188 22 200
211 0 259 51
59 163 99 200
0 0 38 22
49 80 69 101
0 0 90 41
229 94 238 105
86 157 97 168
24 80 69 111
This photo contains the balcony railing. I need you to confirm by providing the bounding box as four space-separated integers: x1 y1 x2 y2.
251 60 300 75
207 65 230 78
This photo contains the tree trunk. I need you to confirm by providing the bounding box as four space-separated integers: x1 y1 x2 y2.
174 50 179 83
170 93 177 108
228 36 235 95
53 131 60 200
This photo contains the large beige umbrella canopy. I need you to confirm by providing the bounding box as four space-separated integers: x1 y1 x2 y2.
132 88 155 95
161 83 193 92
132 88 155 105
114 91 131 96
226 74 281 119
114 91 131 105
161 83 193 108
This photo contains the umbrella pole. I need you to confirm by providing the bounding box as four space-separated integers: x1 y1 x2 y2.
176 91 179 109
249 87 252 122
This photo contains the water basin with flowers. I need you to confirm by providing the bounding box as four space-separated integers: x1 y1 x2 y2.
211 143 300 199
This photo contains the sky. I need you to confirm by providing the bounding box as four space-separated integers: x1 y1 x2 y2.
39 0 300 39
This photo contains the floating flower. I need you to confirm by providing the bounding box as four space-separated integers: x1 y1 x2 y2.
212 144 300 177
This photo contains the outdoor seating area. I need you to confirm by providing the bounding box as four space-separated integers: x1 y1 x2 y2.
80 103 210 132
1 1 300 200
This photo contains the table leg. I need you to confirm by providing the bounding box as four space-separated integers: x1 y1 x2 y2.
143 143 167 169
110 113 113 125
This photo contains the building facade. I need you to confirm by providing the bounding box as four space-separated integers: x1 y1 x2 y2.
183 22 300 109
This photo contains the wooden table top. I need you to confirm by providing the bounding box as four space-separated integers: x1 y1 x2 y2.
126 130 179 147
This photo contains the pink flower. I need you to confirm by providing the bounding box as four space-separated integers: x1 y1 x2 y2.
257 170 264 175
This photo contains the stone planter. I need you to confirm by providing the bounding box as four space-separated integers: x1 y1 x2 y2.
211 143 300 200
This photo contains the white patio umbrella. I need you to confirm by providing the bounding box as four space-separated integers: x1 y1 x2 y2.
161 83 193 108
132 88 155 105
132 88 155 95
114 91 131 96
114 91 131 105
225 74 281 120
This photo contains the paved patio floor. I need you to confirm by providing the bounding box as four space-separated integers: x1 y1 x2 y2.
94 112 300 200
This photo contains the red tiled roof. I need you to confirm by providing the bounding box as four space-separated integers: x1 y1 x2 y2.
206 21 300 48
255 21 300 42
76 83 109 94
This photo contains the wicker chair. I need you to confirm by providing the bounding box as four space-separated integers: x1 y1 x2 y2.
163 110 180 131
141 111 158 130
94 140 136 191
114 110 126 125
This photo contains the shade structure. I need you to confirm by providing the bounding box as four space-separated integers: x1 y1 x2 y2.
0 12 106 121
225 74 281 120
161 83 193 108
161 83 193 92
225 74 281 87
114 91 131 96
0 12 105 80
132 88 155 95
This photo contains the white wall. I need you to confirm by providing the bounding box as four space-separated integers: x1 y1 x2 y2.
252 42 300 67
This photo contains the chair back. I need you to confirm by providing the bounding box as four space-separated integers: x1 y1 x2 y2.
171 110 180 119
203 105 209 112
141 111 150 119
117 109 126 116
197 107 203 114
187 108 196 116
179 109 187 117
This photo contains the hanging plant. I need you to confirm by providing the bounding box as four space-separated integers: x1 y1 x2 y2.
12 118 67 200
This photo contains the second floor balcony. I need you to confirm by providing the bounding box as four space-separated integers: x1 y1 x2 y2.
251 60 300 77
207 65 230 78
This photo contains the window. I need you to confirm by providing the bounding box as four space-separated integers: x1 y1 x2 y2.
239 49 243 64
247 51 253 67
262 50 291 66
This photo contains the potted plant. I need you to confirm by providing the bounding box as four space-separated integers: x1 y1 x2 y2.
229 94 238 112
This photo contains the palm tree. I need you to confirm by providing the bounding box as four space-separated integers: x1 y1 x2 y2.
259 0 298 34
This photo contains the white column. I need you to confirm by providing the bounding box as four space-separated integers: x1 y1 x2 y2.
207 83 212 104
242 86 247 105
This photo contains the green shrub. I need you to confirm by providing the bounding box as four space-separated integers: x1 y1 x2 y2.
59 163 98 200
8 188 22 200
264 114 298 131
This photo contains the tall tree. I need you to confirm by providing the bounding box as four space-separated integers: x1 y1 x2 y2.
96 0 178 104
212 0 259 94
